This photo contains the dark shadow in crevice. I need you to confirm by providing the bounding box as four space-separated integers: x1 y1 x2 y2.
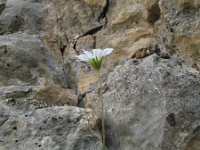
146 0 161 23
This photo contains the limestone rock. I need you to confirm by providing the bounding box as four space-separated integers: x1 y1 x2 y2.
0 0 200 149
86 55 200 150
76 35 95 51
178 0 200 8
40 0 108 91
0 33 76 105
106 0 160 29
77 27 155 93
44 0 105 48
34 85 77 106
73 0 161 93
96 27 155 70
156 0 200 70
0 0 6 14
0 99 102 150
0 0 46 34
78 71 98 94
83 0 106 7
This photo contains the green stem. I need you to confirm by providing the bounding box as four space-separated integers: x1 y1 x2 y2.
98 70 105 149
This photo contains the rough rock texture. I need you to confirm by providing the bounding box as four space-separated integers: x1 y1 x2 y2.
0 99 102 150
0 0 6 14
86 55 200 150
74 0 200 93
0 0 200 149
74 0 161 93
156 0 200 70
0 0 46 34
0 0 199 100
0 33 77 105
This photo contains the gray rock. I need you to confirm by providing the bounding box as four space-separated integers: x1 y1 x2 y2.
41 0 108 89
156 0 200 70
0 99 102 150
0 33 65 86
0 0 6 14
45 0 106 40
0 33 77 105
0 0 46 34
86 54 200 150
0 0 200 149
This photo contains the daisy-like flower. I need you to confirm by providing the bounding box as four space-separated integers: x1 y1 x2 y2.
76 48 113 70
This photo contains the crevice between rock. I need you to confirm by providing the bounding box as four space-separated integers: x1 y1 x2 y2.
146 0 161 24
55 13 71 89
77 93 86 108
73 25 103 52
54 0 111 106
72 0 110 53
98 0 109 25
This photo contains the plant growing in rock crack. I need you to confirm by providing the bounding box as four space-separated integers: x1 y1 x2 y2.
76 48 113 150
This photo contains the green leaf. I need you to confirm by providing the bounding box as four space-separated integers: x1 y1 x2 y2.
88 57 103 70
89 59 98 70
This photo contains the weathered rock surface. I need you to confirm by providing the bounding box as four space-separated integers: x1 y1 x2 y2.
74 0 200 93
0 0 46 34
86 55 200 150
0 0 6 14
75 0 160 93
0 0 200 149
0 33 77 105
0 99 102 150
40 0 109 92
156 0 200 70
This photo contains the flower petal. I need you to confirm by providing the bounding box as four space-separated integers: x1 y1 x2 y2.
76 54 90 61
92 49 103 57
102 48 113 56
83 49 93 59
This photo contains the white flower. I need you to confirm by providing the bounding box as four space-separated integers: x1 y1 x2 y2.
77 48 113 62
76 48 113 70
